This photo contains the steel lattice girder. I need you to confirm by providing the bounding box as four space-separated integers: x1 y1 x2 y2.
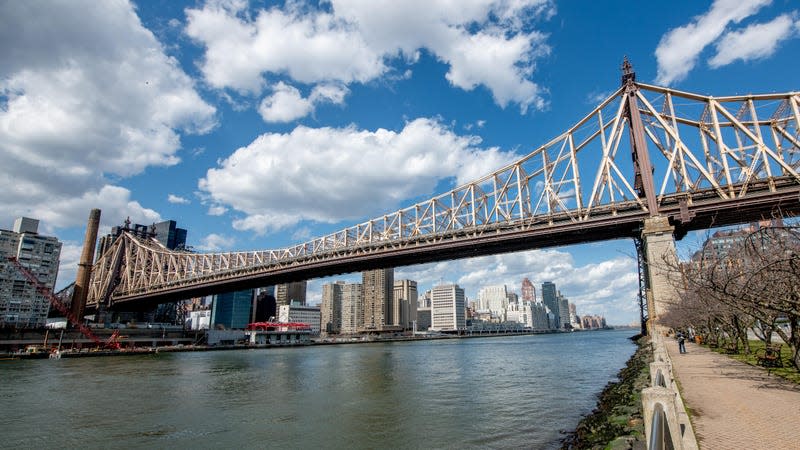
86 83 800 305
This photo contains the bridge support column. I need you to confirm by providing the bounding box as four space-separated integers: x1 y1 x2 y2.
641 216 679 329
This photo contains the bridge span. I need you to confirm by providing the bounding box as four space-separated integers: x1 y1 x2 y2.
79 67 800 318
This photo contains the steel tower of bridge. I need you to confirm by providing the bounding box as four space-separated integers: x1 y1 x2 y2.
81 62 800 328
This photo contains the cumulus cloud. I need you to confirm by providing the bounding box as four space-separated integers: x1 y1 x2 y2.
654 0 770 85
258 82 348 122
55 241 82 289
168 194 190 204
709 13 799 67
185 0 553 112
199 118 517 233
0 0 216 228
195 233 236 251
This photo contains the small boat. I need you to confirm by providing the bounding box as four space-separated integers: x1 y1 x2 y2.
18 345 51 359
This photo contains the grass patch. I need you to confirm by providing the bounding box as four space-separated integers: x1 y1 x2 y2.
706 340 800 384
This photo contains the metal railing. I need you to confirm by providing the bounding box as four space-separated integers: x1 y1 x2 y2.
642 327 698 449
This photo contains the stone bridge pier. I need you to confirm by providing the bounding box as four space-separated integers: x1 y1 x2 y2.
640 216 680 330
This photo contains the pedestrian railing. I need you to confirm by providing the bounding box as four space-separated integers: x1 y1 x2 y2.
642 329 698 450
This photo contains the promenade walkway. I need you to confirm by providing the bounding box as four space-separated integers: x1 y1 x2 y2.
665 338 800 449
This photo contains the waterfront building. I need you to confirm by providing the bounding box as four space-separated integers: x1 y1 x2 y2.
478 285 508 321
211 289 254 329
278 303 321 335
582 315 607 329
254 287 277 322
393 279 418 329
275 281 307 306
521 277 536 303
558 293 570 329
530 302 550 330
0 217 62 328
416 307 431 331
186 310 211 330
362 268 394 331
321 281 345 334
541 281 560 329
341 283 363 334
431 283 466 331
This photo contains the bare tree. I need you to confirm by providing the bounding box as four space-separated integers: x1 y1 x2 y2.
664 226 800 369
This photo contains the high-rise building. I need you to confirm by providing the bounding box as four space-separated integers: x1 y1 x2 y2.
341 283 363 334
362 268 394 331
321 281 345 334
0 217 62 328
478 285 508 321
530 302 551 330
521 277 536 302
557 293 570 329
254 287 277 322
97 219 187 256
393 279 418 329
275 281 307 306
541 281 560 328
416 307 431 331
278 303 321 335
211 289 254 329
431 283 466 331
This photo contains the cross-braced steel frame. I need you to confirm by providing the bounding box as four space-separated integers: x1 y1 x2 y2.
87 81 800 307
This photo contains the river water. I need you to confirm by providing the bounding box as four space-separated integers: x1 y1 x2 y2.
1 329 636 449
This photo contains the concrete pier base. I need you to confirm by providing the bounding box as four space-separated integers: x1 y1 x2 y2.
641 216 679 322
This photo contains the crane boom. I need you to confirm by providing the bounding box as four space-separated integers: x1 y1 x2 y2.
7 256 120 349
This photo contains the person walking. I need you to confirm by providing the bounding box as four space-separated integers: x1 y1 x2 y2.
678 332 687 354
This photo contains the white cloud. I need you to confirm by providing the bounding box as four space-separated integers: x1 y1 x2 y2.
258 82 349 123
185 0 553 112
185 0 384 93
55 241 82 290
195 233 236 251
654 0 771 85
0 0 216 228
709 13 799 67
168 194 190 204
199 118 517 234
207 205 228 216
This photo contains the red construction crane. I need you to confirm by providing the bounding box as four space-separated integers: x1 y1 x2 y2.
6 256 120 350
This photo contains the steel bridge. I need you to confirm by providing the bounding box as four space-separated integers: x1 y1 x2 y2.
84 65 800 312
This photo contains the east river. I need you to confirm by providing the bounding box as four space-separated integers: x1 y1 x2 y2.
1 329 636 449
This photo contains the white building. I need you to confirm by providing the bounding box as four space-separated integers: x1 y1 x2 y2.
278 303 321 335
478 285 508 321
186 310 211 330
431 284 465 331
0 217 62 328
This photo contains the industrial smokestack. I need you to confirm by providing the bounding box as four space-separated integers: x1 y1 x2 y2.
70 209 101 323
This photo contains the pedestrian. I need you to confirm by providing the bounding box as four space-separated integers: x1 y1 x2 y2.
678 332 686 354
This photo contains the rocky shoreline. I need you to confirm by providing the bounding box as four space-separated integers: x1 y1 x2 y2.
561 334 650 449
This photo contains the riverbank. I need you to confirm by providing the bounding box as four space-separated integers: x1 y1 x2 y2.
561 334 650 449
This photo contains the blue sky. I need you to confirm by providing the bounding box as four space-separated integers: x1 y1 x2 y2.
2 0 799 325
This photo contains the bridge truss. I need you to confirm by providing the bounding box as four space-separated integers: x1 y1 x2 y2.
87 80 800 307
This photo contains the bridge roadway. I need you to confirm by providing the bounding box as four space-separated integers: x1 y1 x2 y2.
90 179 800 311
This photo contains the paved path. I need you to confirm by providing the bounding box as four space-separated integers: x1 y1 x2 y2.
665 338 800 449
